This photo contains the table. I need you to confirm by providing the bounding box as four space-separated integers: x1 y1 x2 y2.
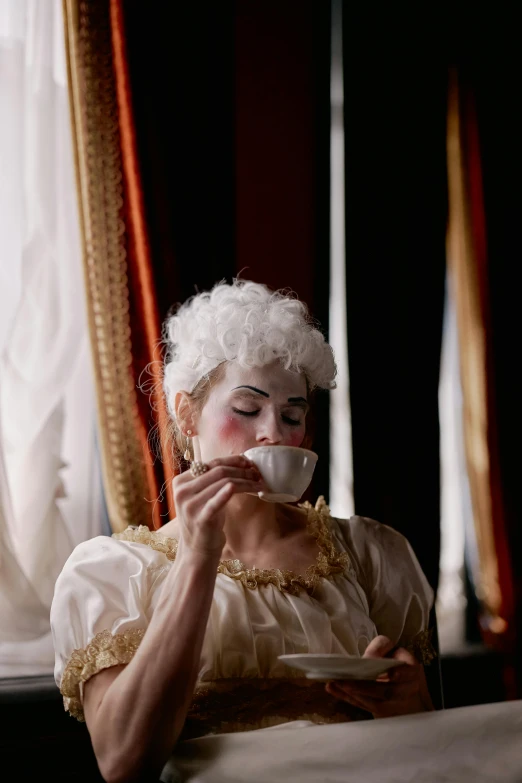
162 699 522 783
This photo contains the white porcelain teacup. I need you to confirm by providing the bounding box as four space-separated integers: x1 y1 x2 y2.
243 445 318 503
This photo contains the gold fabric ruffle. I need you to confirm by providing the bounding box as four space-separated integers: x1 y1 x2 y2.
61 628 145 721
115 524 179 561
114 496 350 596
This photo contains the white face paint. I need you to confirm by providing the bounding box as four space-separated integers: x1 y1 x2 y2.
194 361 309 463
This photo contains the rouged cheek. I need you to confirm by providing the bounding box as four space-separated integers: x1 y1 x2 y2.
215 415 249 441
285 429 306 448
211 414 306 449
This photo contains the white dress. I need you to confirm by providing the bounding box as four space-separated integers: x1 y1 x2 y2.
51 498 434 737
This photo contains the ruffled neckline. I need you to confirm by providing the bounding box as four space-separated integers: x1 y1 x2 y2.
113 497 350 596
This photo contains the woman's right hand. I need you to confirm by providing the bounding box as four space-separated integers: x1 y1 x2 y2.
172 455 264 557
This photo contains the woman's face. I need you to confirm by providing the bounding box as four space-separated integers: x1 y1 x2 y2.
195 361 309 462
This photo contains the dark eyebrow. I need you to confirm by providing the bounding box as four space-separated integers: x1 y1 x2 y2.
287 397 308 405
232 385 270 398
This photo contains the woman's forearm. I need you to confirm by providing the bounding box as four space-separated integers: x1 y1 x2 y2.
89 543 219 783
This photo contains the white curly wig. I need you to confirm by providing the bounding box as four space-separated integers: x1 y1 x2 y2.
163 280 337 419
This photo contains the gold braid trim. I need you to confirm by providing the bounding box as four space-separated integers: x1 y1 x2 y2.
114 497 350 596
60 629 145 721
115 525 179 560
219 497 349 596
63 0 151 532
406 627 437 666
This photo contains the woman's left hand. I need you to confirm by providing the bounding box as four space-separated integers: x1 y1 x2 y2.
325 635 434 719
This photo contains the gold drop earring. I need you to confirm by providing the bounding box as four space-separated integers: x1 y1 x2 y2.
184 430 192 462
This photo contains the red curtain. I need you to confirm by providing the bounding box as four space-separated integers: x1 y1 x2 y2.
447 59 522 693
110 0 176 527
235 1 329 309
116 2 237 314
64 0 172 532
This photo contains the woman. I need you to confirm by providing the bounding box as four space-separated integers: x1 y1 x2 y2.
51 281 435 783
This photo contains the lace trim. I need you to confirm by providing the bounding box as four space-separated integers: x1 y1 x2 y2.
60 628 145 721
406 627 437 665
115 524 179 560
114 496 350 596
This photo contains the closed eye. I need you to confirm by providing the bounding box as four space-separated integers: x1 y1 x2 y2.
233 408 302 427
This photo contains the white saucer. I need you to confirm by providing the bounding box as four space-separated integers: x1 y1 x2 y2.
278 654 405 681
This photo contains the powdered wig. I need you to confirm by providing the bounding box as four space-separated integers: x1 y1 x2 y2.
163 280 337 419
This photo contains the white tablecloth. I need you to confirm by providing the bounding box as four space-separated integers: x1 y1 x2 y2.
162 700 522 783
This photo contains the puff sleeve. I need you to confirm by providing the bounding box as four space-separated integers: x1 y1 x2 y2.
50 535 164 720
336 516 435 663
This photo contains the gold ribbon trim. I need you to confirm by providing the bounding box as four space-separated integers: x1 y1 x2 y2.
114 496 351 596
63 0 151 532
60 628 145 721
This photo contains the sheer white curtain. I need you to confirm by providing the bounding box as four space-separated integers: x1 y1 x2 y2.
0 0 102 676
437 279 476 653
329 0 354 520
0 417 49 642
